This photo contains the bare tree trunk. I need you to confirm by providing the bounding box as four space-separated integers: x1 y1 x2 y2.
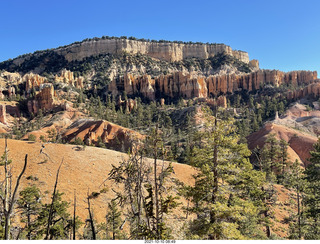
4 150 28 240
73 189 76 240
105 211 108 239
4 137 10 240
210 103 218 227
112 210 115 240
45 158 64 240
297 187 301 239
153 129 159 239
87 195 96 240
27 211 31 240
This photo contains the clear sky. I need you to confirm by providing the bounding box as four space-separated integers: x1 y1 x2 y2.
1 0 319 76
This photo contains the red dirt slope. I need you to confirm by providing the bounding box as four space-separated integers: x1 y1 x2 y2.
247 123 317 166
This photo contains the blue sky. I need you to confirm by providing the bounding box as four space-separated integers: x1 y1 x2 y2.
1 0 319 75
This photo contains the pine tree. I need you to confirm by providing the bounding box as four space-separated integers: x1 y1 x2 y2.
303 139 320 239
106 200 123 240
278 139 289 183
261 134 280 181
35 191 75 240
185 106 266 240
283 160 305 239
17 185 42 240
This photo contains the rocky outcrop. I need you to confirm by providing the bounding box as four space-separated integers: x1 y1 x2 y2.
63 119 143 151
286 80 320 100
0 71 22 84
0 105 7 124
109 72 208 100
206 70 318 95
27 83 61 115
54 69 84 88
8 86 16 98
24 70 84 95
108 70 318 101
116 96 138 112
24 73 47 92
0 90 4 100
52 39 250 63
249 59 259 71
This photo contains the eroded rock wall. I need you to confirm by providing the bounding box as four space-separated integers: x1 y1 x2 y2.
54 39 250 63
27 84 60 115
109 70 318 100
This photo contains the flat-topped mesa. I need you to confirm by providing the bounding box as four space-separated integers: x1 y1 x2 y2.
108 70 318 101
53 39 250 63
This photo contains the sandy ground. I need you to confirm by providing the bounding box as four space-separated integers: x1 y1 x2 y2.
0 139 196 239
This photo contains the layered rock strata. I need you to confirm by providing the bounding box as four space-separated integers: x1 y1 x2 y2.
52 39 250 63
108 70 318 101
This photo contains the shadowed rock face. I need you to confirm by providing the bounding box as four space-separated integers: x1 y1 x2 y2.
108 70 318 100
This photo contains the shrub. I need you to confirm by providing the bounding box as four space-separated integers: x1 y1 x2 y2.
28 134 36 142
74 137 84 145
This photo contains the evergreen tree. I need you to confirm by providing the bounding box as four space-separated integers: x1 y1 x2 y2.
261 134 280 181
17 185 42 240
35 191 74 240
106 200 123 240
185 106 266 240
278 139 289 177
303 139 320 239
283 160 306 239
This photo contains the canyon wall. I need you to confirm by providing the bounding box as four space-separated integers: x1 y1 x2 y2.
108 70 318 100
50 39 250 63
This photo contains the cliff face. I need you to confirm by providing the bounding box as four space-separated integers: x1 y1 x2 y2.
52 39 249 63
108 70 318 100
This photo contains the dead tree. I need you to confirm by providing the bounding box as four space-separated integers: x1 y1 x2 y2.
73 189 76 240
44 158 64 240
0 138 28 240
87 191 96 240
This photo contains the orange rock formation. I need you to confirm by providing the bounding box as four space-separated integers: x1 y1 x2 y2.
54 69 84 88
24 73 47 92
63 120 143 151
108 70 318 101
0 104 7 124
27 84 60 115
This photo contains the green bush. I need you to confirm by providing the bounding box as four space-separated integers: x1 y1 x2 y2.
28 134 36 142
